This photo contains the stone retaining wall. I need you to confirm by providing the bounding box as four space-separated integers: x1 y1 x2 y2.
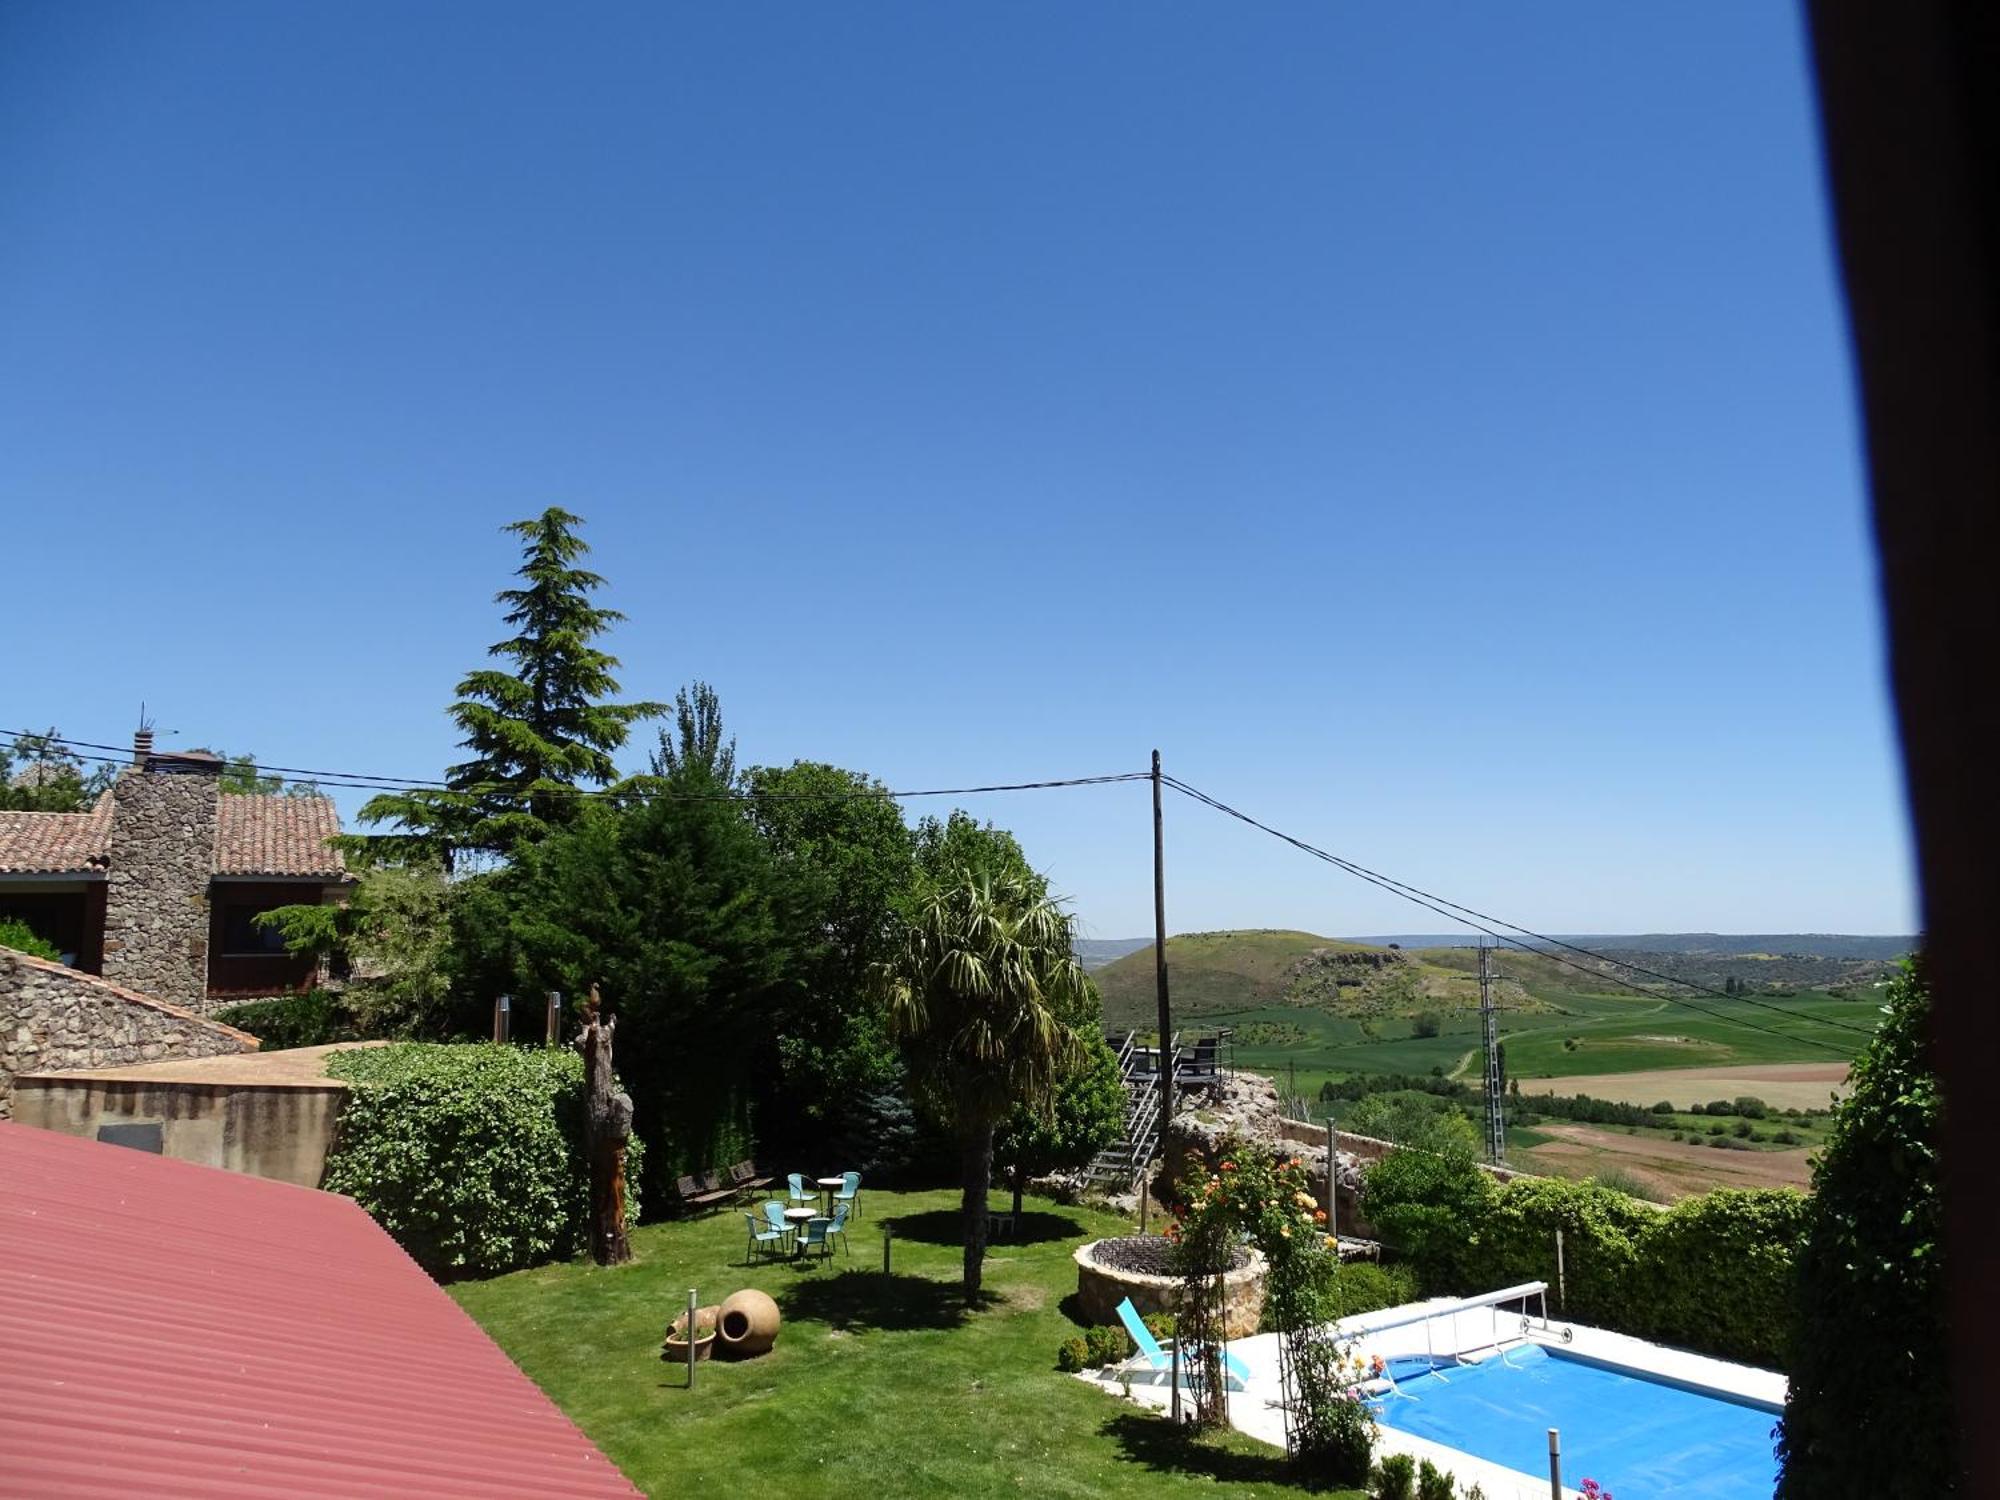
0 949 256 1117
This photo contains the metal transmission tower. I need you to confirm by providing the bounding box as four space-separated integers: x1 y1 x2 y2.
1479 942 1506 1163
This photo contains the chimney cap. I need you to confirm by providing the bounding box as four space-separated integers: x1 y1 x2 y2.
144 749 224 777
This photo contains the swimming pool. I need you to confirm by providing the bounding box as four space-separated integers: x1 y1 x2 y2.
1371 1344 1779 1499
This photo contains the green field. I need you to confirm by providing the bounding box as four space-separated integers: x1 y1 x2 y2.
453 1189 1352 1499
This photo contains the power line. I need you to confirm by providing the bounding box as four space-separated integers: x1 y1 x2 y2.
1160 773 1876 1050
4 731 1149 805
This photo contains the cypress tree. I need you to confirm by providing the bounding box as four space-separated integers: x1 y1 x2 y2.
360 508 664 861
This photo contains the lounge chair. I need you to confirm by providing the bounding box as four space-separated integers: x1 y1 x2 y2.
1113 1297 1250 1390
743 1209 790 1264
832 1170 861 1218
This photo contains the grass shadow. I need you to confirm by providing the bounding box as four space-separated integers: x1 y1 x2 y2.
882 1207 1086 1247
777 1269 999 1333
1100 1411 1320 1490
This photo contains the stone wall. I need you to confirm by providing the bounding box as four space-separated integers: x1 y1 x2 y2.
0 948 256 1117
101 765 220 1010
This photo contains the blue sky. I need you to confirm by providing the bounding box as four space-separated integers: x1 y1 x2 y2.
0 3 1914 938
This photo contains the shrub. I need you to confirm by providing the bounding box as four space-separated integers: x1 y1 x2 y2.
1084 1324 1126 1367
1732 1119 1754 1138
1326 1261 1421 1319
1772 1129 1800 1146
212 990 361 1050
1589 1167 1656 1202
1056 1336 1089 1373
1633 1187 1805 1368
1362 1133 1494 1294
1705 1098 1735 1116
1649 1100 1675 1114
1371 1452 1416 1500
0 917 62 962
1707 1122 1728 1136
323 1043 644 1277
1416 1458 1457 1500
1410 1012 1441 1039
1779 959 1956 1496
1734 1096 1768 1119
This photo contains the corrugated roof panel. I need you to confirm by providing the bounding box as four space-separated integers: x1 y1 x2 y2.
0 1123 639 1499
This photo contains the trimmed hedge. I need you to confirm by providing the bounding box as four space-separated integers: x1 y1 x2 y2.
213 990 361 1051
1366 1162 1806 1368
325 1043 644 1277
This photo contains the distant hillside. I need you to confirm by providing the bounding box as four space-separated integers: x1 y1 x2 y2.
1093 928 1899 1033
1355 933 1916 961
1074 937 1152 971
1093 929 1536 1032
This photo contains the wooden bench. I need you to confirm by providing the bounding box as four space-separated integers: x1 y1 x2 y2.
729 1160 775 1194
676 1172 735 1212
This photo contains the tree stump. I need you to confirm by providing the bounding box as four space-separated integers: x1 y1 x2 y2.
577 985 634 1266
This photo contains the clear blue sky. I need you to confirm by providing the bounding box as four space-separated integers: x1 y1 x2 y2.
0 3 1915 939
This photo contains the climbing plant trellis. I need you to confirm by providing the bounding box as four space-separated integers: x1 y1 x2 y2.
1170 1143 1375 1483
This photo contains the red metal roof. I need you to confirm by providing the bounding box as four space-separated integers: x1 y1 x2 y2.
0 1123 640 1499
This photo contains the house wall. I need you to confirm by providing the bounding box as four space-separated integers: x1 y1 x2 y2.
0 948 256 1118
101 766 219 1011
13 1077 347 1187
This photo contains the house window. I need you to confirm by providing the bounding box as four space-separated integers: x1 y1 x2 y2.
219 904 292 957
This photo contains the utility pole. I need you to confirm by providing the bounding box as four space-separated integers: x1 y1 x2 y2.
1152 750 1174 1146
1480 942 1506 1163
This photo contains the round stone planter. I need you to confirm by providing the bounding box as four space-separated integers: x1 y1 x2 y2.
1073 1237 1266 1340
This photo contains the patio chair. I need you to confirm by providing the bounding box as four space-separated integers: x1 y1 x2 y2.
823 1203 852 1256
787 1172 815 1204
1114 1297 1249 1390
743 1209 790 1264
832 1170 861 1218
761 1200 792 1236
798 1213 840 1261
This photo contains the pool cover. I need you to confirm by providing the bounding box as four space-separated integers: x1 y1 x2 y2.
1372 1344 1778 1499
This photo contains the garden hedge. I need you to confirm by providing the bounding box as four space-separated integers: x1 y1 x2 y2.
1366 1162 1806 1368
324 1043 643 1277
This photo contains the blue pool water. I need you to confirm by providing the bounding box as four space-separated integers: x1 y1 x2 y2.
1371 1344 1778 1499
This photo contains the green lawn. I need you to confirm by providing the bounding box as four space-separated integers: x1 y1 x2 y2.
452 1188 1360 1499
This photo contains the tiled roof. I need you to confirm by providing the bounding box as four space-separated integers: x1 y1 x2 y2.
0 793 113 874
214 793 347 878
0 791 346 879
0 1122 643 1500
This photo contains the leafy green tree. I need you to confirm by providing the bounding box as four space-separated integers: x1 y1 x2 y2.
359 508 664 861
473 765 814 1203
744 759 917 1147
0 729 114 812
1778 958 1955 1497
912 810 1044 898
255 859 458 1036
649 681 737 788
881 868 1090 1293
1360 1122 1494 1294
995 1028 1124 1217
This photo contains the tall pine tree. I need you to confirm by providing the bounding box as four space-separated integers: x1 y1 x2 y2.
360 508 664 862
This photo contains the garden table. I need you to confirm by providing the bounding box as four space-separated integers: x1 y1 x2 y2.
782 1205 816 1255
815 1175 846 1215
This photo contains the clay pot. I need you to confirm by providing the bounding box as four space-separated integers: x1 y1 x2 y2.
717 1287 781 1357
663 1304 720 1362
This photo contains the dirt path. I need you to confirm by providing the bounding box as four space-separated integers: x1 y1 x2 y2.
1518 1062 1849 1111
1514 1122 1814 1200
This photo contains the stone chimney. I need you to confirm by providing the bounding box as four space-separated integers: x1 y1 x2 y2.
99 750 222 1010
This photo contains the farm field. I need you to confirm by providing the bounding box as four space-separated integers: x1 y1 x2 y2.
1509 1122 1815 1199
1517 1062 1850 1112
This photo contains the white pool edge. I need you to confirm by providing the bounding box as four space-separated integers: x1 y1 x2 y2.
1076 1297 1787 1500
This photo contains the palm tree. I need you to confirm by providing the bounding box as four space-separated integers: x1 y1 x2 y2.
882 870 1091 1293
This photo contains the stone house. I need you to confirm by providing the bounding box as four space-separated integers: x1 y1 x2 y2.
0 730 350 1013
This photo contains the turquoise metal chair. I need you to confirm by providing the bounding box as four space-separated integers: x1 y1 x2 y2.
833 1170 862 1218
787 1172 815 1204
760 1200 791 1235
1114 1297 1250 1389
822 1203 852 1257
798 1214 835 1261
743 1209 790 1264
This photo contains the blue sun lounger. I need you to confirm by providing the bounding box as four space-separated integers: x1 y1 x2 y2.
1114 1297 1250 1390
